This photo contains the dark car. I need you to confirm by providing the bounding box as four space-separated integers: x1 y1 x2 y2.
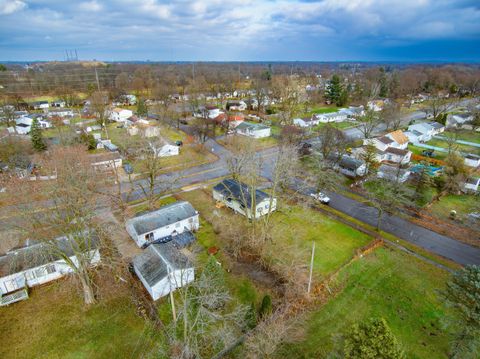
175 140 183 146
123 163 133 174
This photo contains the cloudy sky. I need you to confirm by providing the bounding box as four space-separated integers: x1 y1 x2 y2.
0 0 479 61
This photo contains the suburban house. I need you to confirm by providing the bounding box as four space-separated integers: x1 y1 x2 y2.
109 108 133 123
89 152 123 170
381 147 412 164
235 121 271 138
194 105 223 119
96 139 119 152
339 106 365 118
315 111 348 123
367 99 387 112
132 241 194 300
226 100 247 111
364 130 412 164
126 201 199 248
148 140 180 157
446 113 474 128
333 155 367 177
31 101 49 110
463 177 480 193
0 235 100 306
464 154 480 168
50 100 66 108
12 115 52 135
47 108 74 118
212 179 277 219
406 122 445 143
377 164 411 183
293 116 321 128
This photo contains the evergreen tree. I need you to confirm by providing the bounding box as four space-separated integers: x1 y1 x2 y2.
378 67 389 98
412 164 431 207
344 318 405 359
325 74 347 107
80 132 96 150
30 118 47 151
259 294 273 318
442 265 480 359
136 97 148 117
245 302 258 330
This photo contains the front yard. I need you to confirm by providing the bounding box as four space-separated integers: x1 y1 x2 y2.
277 246 454 358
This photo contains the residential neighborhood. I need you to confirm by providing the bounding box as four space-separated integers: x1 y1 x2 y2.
1 4 480 358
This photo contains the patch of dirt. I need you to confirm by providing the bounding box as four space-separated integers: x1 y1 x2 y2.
413 212 480 248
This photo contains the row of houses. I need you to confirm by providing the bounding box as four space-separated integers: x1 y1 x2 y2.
293 106 365 128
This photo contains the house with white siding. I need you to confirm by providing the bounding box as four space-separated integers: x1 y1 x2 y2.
235 121 271 138
109 108 133 123
133 241 194 300
0 235 100 306
213 179 276 219
126 201 199 248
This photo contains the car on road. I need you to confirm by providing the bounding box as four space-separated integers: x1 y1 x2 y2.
310 192 330 204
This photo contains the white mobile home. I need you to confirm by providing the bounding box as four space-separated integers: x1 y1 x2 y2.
0 236 100 306
109 108 133 123
212 179 276 219
126 201 199 248
133 242 194 300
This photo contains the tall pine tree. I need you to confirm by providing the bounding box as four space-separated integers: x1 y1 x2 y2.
31 118 47 152
325 74 348 107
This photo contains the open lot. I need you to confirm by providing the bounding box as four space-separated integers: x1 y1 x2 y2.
277 246 453 358
218 135 278 153
427 194 479 223
177 188 372 279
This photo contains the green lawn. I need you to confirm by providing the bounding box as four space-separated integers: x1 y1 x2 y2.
443 130 480 144
408 144 447 161
178 189 372 279
314 121 357 131
428 194 479 222
277 247 453 359
427 138 480 155
0 279 162 359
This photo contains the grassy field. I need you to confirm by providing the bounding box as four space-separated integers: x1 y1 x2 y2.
219 135 278 153
409 144 447 161
427 138 480 155
277 247 454 358
0 278 162 359
443 130 480 144
301 106 339 117
178 189 372 279
428 194 479 222
314 121 357 131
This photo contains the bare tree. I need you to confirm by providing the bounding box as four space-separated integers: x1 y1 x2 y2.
357 108 381 139
90 91 110 139
317 124 350 162
380 101 403 131
421 93 457 122
164 256 247 359
10 146 113 305
135 137 177 209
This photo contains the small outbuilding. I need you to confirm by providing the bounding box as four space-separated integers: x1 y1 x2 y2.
132 242 194 300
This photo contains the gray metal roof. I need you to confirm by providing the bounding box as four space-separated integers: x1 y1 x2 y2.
213 178 270 208
0 233 99 277
133 242 192 287
126 201 197 237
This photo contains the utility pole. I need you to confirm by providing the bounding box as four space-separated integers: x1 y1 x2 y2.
95 67 100 90
307 241 315 294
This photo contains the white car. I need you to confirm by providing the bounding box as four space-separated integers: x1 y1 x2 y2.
310 192 330 204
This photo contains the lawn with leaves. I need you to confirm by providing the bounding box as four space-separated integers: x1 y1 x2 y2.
0 278 162 359
277 247 454 358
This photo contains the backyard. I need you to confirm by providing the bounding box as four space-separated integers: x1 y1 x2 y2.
0 276 163 359
277 246 454 358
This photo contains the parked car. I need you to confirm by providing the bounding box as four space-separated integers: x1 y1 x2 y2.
310 192 330 204
123 163 133 174
175 140 183 146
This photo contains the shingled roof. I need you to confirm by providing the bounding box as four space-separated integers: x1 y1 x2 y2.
132 242 192 287
213 178 270 208
126 201 198 237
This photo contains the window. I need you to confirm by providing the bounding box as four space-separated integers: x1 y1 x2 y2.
145 232 154 242
35 267 47 277
45 264 56 274
25 270 36 280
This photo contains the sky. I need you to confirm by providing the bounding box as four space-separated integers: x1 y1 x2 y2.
0 0 479 62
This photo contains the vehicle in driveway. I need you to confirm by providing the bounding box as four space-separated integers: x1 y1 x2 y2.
310 192 330 204
123 163 133 174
